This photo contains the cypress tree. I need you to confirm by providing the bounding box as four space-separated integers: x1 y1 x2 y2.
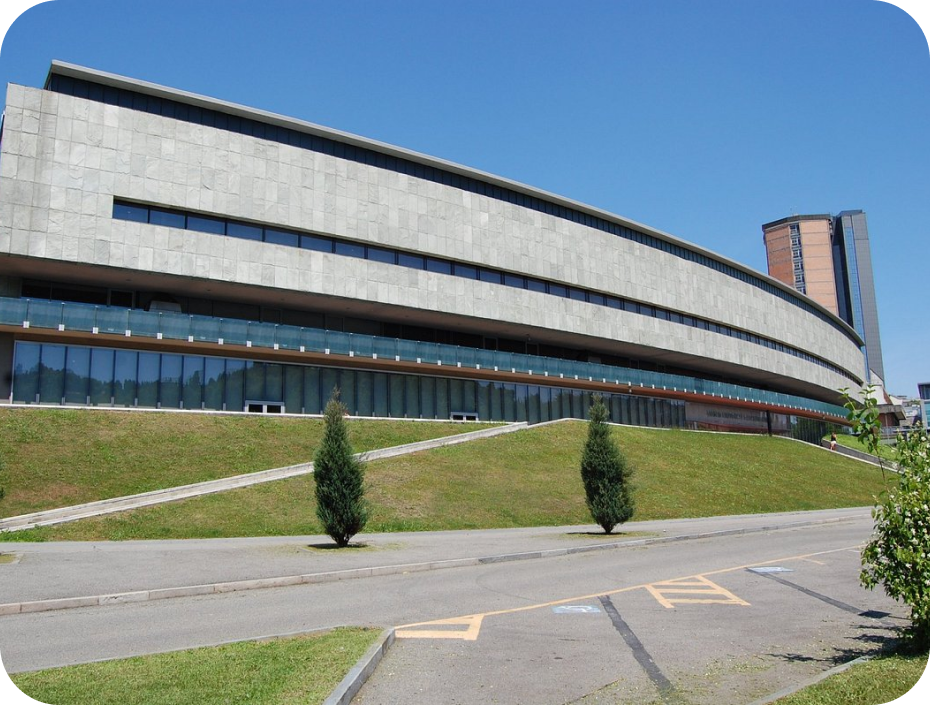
580 395 634 533
314 389 368 547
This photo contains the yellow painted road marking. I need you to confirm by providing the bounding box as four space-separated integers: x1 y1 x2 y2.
395 543 863 641
645 575 750 609
801 558 826 565
396 614 484 641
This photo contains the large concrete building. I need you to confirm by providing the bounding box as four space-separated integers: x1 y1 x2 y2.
763 212 884 385
0 63 865 438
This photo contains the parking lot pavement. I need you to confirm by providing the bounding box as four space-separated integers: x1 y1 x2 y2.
0 508 908 705
355 535 908 705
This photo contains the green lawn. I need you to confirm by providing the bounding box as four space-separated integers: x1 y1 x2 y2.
10 627 379 705
0 408 497 518
3 422 893 541
774 651 929 705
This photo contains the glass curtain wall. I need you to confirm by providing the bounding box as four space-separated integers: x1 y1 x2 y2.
10 342 688 427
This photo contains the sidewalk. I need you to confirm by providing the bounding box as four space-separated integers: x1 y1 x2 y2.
0 507 868 612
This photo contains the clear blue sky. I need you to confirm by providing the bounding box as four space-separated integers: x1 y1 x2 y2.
0 0 927 397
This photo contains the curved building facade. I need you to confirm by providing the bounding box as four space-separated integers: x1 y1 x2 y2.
0 63 863 436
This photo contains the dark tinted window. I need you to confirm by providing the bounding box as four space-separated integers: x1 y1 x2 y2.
526 278 546 293
148 209 186 229
503 274 525 289
588 293 605 306
479 269 502 284
398 253 425 269
426 258 452 274
453 264 478 280
367 247 395 264
113 203 149 223
335 241 366 258
300 234 333 252
227 223 263 241
264 229 299 247
549 284 567 298
568 288 586 302
187 215 226 235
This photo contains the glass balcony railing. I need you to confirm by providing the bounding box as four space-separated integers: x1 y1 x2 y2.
0 296 848 418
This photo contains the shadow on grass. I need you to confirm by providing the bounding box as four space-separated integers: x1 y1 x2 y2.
563 530 659 539
304 542 370 551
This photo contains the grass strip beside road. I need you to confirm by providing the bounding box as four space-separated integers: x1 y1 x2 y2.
10 627 380 705
773 651 929 705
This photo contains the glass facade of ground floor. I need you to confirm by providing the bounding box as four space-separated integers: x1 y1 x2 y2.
11 341 692 427
10 341 835 442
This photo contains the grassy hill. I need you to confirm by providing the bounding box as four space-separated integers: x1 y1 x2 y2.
1 413 892 542
0 408 498 518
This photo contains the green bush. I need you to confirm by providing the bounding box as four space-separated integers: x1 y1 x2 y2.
860 422 930 647
845 387 930 647
580 395 634 533
313 390 368 547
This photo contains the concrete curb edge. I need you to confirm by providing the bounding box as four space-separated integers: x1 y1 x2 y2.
323 628 395 705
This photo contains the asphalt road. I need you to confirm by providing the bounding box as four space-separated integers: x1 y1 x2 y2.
0 512 908 704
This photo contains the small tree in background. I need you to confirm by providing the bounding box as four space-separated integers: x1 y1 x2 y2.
580 395 634 534
314 389 368 547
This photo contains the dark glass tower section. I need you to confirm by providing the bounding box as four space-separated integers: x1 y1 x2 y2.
832 210 884 383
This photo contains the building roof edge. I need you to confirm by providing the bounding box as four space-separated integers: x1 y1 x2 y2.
42 61 861 345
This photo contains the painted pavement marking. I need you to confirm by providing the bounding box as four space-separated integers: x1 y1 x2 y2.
395 614 484 641
645 574 750 609
394 544 862 642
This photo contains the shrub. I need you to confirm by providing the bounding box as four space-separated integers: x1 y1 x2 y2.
313 389 368 547
845 387 930 647
580 395 634 533
860 422 930 647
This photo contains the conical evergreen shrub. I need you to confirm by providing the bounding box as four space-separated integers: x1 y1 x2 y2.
314 389 368 547
580 395 634 533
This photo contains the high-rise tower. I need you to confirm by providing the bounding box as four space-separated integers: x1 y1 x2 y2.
762 211 884 384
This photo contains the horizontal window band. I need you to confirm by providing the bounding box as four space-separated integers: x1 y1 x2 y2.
110 199 858 385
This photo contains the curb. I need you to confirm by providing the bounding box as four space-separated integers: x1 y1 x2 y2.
323 628 395 705
0 516 853 618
